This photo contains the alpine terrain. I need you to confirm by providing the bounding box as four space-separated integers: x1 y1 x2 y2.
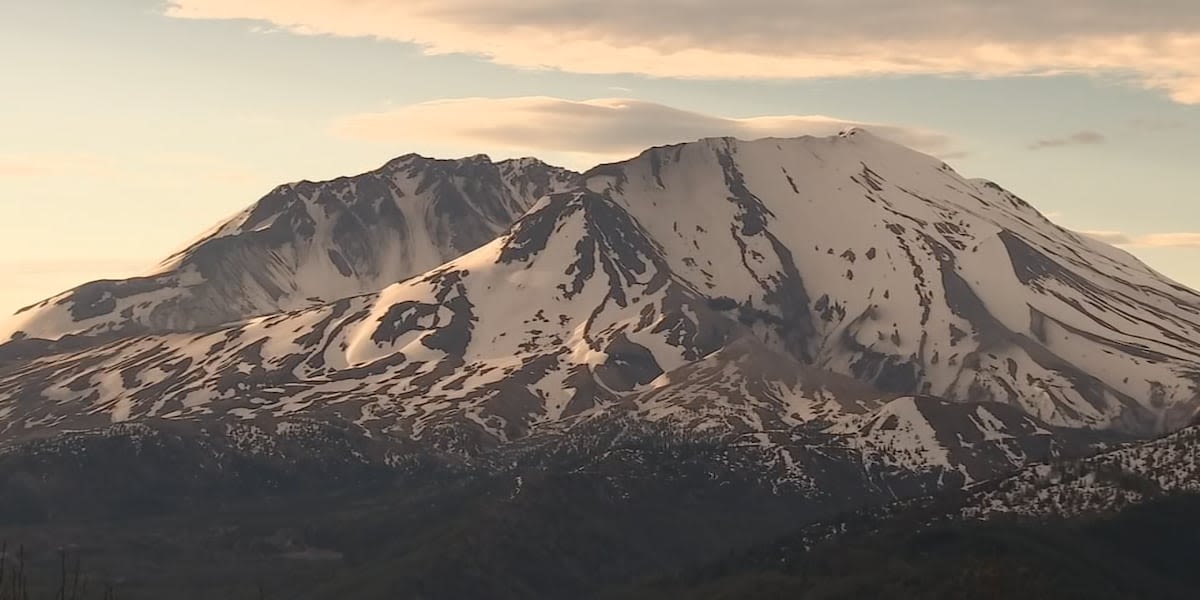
1 129 1197 598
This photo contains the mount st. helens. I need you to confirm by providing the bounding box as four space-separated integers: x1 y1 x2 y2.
1 129 1199 502
1 154 576 341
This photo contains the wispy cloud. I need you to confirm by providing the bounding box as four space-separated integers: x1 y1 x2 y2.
1028 131 1106 150
1082 230 1133 245
332 97 958 167
1083 231 1200 248
166 1 1200 103
1135 233 1200 248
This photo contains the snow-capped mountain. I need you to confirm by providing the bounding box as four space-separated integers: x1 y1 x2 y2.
0 154 577 342
578 130 1200 436
1 129 1198 496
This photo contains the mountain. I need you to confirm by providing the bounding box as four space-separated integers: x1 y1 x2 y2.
0 154 577 342
1 130 1198 598
3 130 1197 443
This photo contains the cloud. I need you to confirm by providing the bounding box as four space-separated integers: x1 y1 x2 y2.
165 1 1200 103
1134 233 1200 248
1028 131 1107 150
1083 231 1200 248
332 97 957 166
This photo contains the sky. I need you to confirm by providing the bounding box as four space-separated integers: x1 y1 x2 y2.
1 0 1199 318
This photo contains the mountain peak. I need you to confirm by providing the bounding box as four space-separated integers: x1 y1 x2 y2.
1 152 578 342
567 132 1200 435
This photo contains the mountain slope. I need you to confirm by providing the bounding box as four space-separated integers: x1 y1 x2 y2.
961 423 1200 518
576 337 1085 486
1 154 576 342
0 189 736 449
582 130 1200 434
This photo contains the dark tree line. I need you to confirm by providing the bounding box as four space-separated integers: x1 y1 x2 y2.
0 543 117 600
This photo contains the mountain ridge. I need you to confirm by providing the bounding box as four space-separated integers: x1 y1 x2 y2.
1 128 1197 503
3 153 578 342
